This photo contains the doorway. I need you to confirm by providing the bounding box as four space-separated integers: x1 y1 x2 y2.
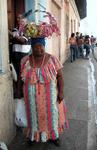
7 0 25 30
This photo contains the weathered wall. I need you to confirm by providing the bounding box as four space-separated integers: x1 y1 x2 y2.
0 0 15 144
68 0 80 37
46 0 80 63
46 0 66 63
0 73 15 144
64 0 80 60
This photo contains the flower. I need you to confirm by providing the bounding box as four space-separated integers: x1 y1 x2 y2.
24 23 38 38
24 11 60 38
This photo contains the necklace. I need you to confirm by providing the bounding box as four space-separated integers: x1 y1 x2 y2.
31 54 46 95
32 54 46 68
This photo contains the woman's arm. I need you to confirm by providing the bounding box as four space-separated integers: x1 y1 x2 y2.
57 69 64 103
13 35 26 44
9 30 27 44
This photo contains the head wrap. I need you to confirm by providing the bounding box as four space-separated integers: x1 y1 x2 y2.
31 37 45 47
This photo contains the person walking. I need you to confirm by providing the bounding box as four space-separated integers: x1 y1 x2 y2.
77 33 84 58
69 33 77 62
90 35 96 54
20 37 68 147
84 35 90 59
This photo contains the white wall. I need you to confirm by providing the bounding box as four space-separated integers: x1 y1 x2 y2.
0 0 15 144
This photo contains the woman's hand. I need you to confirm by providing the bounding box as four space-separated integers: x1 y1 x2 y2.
57 94 64 104
57 69 64 104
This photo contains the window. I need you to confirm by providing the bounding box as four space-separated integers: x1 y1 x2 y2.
35 1 46 23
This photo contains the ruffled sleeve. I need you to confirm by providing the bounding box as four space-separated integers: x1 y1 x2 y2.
50 55 63 71
21 56 29 81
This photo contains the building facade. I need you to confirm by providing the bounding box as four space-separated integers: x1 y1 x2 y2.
0 0 15 144
0 0 86 144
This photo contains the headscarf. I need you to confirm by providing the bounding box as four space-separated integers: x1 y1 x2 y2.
31 37 45 47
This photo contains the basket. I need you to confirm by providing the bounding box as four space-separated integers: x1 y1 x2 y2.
23 10 60 38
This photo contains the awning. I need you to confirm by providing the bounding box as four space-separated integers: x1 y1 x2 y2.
75 0 87 19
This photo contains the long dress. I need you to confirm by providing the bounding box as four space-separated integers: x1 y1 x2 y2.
21 54 68 142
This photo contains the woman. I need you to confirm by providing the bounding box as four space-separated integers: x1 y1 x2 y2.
77 34 84 58
84 35 90 59
21 37 68 147
9 14 31 98
11 16 31 78
69 33 78 62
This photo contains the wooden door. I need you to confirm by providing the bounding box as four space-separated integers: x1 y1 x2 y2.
7 0 25 29
51 0 61 59
15 0 25 17
7 0 15 30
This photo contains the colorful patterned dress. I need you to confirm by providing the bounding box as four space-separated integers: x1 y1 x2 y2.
21 55 68 142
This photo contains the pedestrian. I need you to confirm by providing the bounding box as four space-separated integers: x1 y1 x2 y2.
76 32 80 58
69 33 77 62
20 37 68 147
90 35 96 54
9 12 31 98
77 33 84 58
9 14 31 79
84 35 90 59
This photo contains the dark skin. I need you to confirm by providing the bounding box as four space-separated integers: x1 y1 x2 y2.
14 36 26 44
9 30 26 44
57 69 64 103
29 43 64 103
9 17 27 44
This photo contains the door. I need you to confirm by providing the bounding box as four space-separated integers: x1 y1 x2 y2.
7 0 25 29
51 0 61 59
7 0 15 30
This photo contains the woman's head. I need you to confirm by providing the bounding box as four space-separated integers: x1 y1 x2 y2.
16 14 22 25
17 14 27 26
19 18 27 27
31 38 45 57
71 33 75 37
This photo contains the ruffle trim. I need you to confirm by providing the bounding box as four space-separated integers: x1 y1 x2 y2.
26 123 68 142
21 55 63 84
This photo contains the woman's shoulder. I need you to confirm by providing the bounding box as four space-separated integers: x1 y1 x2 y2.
45 53 51 58
45 53 57 59
44 53 51 63
45 53 58 62
45 53 61 65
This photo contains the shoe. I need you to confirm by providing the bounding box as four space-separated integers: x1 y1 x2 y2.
85 56 89 60
27 139 35 146
50 138 61 147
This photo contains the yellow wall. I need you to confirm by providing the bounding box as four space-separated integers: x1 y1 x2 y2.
46 0 80 63
68 0 80 37
0 73 15 144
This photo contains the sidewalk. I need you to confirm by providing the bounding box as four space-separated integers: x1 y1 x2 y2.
63 57 96 150
8 57 96 150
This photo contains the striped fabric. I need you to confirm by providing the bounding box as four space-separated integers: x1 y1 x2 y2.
21 55 68 142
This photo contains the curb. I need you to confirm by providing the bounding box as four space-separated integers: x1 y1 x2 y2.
87 59 96 150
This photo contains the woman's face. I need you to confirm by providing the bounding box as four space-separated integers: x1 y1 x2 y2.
17 14 22 25
19 18 27 27
33 43 45 57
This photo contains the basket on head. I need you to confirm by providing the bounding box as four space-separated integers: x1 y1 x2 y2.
23 10 60 38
